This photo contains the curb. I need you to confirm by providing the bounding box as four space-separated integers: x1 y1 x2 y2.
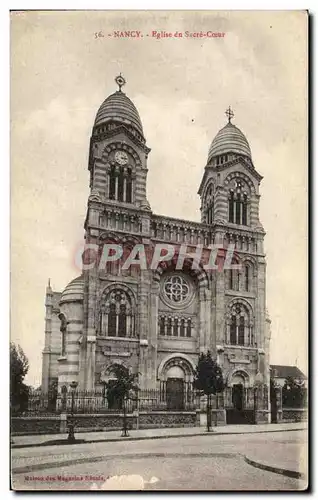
12 426 306 450
244 455 305 480
13 451 239 475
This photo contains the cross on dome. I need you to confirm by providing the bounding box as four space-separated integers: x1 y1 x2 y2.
225 106 234 123
115 74 126 92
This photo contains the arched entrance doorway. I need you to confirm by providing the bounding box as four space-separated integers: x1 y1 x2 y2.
158 354 196 411
231 373 245 411
226 370 254 425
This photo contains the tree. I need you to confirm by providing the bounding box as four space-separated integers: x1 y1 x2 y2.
282 376 307 409
10 342 30 415
104 364 139 436
194 351 224 431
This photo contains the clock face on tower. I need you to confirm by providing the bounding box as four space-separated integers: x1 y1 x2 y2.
115 150 129 165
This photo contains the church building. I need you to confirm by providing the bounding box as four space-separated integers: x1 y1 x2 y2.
41 75 271 412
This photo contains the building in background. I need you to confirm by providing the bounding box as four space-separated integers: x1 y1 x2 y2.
42 76 271 415
270 365 307 388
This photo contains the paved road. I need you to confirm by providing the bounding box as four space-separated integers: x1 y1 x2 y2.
11 430 307 491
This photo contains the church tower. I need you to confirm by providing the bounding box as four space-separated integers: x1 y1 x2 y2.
80 75 152 390
198 106 269 391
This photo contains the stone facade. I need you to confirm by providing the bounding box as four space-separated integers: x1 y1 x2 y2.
41 79 271 414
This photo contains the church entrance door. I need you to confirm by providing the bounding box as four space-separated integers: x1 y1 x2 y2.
166 378 184 410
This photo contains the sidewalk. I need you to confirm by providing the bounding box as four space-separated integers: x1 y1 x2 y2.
11 422 307 449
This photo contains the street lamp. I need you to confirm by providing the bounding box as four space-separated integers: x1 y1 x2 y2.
253 372 263 425
67 380 78 443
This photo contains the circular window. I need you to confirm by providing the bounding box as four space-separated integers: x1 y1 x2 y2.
161 274 194 309
164 276 189 303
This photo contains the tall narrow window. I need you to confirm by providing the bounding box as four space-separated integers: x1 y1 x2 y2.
230 315 237 344
117 170 124 202
159 317 165 336
118 304 127 337
238 316 245 345
244 265 249 292
229 191 234 223
109 166 116 200
167 317 172 336
126 169 132 203
108 303 117 336
186 319 192 337
235 193 241 224
59 314 67 356
180 319 185 337
173 318 178 336
242 194 248 225
229 269 239 290
229 269 234 290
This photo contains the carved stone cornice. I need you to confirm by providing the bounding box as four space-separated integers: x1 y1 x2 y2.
90 125 151 155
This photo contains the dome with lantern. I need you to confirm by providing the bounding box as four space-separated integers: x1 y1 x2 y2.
207 107 252 164
93 75 144 142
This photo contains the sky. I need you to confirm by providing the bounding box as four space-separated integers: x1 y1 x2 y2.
10 10 308 386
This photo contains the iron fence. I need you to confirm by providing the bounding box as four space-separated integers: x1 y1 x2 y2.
21 385 271 416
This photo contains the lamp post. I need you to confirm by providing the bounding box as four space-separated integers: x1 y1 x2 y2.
67 380 78 443
121 395 129 437
253 372 263 425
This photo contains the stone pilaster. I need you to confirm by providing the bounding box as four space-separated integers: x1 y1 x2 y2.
138 269 152 389
214 230 226 347
214 185 228 223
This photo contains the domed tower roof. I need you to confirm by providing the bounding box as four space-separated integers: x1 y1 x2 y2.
207 107 252 164
93 75 144 139
59 275 84 305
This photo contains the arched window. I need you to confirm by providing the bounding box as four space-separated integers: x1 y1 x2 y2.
173 318 178 337
180 319 185 337
228 179 250 226
118 304 127 336
235 193 241 224
108 165 133 203
242 194 248 225
58 313 67 357
109 166 116 200
126 168 132 203
227 302 253 346
238 316 245 345
244 265 249 292
158 316 193 338
167 317 172 336
229 191 234 223
186 319 192 338
229 269 239 291
230 315 237 344
100 288 135 338
117 169 124 202
159 316 165 336
108 303 117 336
204 184 214 225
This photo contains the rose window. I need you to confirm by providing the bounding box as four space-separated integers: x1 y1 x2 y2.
163 276 190 304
